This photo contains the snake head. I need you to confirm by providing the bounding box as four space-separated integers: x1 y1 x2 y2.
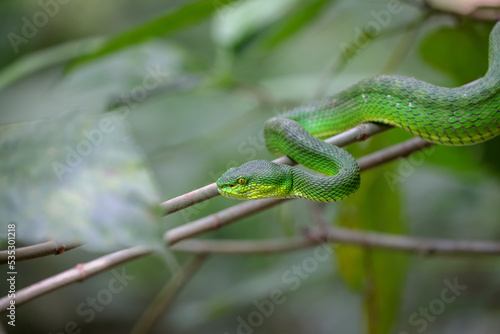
217 160 293 200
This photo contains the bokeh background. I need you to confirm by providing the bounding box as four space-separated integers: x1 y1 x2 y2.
1 0 500 333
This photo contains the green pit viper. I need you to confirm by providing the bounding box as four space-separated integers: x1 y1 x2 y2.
217 22 500 202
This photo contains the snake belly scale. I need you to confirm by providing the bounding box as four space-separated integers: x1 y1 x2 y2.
217 22 500 202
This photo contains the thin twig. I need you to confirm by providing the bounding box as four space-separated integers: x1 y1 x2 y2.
4 220 500 315
130 254 208 334
0 240 83 265
164 137 433 245
0 246 153 313
171 227 500 256
0 133 433 313
379 20 423 74
0 124 392 265
0 125 393 264
160 122 392 216
313 15 427 99
0 129 444 315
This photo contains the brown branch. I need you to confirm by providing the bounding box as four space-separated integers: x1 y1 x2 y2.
4 221 500 314
164 137 434 245
160 123 392 216
0 133 433 313
0 246 153 313
0 124 393 265
130 254 208 334
0 125 446 315
0 240 83 265
171 227 500 256
0 134 431 265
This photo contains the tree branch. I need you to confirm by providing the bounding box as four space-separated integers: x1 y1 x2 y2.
171 227 500 256
164 136 434 245
0 127 448 314
130 254 208 334
0 246 153 313
0 240 83 265
160 122 392 216
0 123 396 264
5 219 500 314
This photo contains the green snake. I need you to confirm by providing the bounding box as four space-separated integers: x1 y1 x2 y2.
217 22 500 202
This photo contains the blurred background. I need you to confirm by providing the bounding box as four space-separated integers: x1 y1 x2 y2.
1 0 500 333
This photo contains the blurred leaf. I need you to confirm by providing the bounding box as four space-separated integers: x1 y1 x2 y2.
211 0 334 54
258 0 333 50
336 138 408 334
211 0 299 49
69 0 241 70
481 135 500 176
0 37 105 92
0 40 190 126
361 170 407 334
0 110 163 251
419 23 490 85
424 145 481 173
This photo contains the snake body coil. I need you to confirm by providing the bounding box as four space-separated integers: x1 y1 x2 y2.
217 22 500 202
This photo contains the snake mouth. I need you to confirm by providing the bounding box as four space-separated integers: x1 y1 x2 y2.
218 183 266 200
218 188 248 200
217 185 245 200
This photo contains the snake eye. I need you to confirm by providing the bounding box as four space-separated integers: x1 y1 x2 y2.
237 178 245 185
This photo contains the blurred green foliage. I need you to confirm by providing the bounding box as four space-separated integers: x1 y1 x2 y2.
0 0 499 334
337 134 408 334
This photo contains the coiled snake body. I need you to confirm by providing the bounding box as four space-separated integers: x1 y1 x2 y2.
217 22 500 202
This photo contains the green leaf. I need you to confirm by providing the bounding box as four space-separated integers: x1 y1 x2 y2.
0 110 162 251
419 22 491 85
211 0 334 54
211 0 299 49
336 138 408 334
0 37 105 92
361 173 407 334
258 0 334 50
69 0 241 70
